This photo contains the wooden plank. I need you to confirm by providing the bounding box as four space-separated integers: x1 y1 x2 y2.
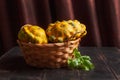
79 47 116 80
0 47 117 80
99 47 120 80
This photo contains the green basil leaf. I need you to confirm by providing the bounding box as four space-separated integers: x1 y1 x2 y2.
67 48 95 71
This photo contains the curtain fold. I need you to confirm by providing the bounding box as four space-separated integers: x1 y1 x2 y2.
86 0 101 47
0 0 13 53
72 0 102 46
0 0 120 55
33 0 52 28
95 0 120 47
18 0 37 24
111 0 120 48
49 0 74 21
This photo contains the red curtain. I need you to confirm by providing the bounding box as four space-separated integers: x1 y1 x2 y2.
0 0 120 54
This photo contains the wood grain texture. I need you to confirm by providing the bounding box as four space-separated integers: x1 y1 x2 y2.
79 47 116 80
98 47 120 80
0 47 119 80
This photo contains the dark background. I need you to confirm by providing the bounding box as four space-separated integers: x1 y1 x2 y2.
0 0 120 55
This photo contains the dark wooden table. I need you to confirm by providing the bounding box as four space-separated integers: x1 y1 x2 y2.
0 47 120 80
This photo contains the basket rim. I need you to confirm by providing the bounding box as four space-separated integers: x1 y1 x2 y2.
17 38 81 47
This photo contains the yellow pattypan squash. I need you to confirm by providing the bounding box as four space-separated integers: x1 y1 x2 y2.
46 20 87 43
18 24 48 44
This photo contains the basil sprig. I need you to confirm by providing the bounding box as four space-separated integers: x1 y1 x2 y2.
67 48 95 71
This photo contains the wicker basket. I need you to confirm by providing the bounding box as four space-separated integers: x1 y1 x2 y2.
17 38 81 68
